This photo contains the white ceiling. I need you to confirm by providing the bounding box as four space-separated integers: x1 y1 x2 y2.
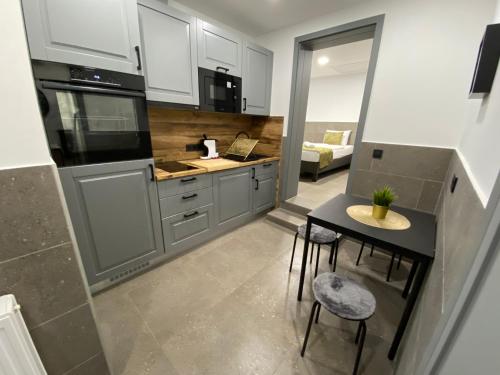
172 0 371 36
310 39 373 78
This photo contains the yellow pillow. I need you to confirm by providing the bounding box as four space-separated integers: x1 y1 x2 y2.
323 131 343 145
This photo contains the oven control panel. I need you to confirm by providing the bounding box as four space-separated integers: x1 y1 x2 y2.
69 67 120 86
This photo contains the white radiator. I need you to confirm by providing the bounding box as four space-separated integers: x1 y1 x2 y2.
0 295 47 375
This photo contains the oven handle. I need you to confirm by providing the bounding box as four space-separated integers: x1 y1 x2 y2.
41 81 145 97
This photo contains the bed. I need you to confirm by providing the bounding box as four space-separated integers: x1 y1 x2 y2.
300 141 354 181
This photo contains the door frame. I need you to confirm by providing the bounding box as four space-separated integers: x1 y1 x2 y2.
280 15 385 201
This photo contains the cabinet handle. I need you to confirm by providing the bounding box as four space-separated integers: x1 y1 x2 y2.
180 177 197 183
251 167 255 179
255 179 259 190
135 46 142 71
243 98 247 111
182 193 198 200
148 164 155 181
263 163 272 167
216 66 229 73
184 211 199 218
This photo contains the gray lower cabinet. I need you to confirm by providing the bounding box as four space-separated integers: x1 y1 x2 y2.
21 0 143 74
253 173 276 213
58 159 164 286
213 167 253 231
161 204 214 254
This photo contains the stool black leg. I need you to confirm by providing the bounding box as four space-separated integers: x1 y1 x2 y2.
387 252 396 282
314 244 321 277
353 321 367 375
315 304 321 323
355 321 363 344
333 238 339 272
397 254 402 269
310 243 315 264
356 242 365 266
289 232 299 272
329 241 334 264
370 244 374 256
301 301 320 357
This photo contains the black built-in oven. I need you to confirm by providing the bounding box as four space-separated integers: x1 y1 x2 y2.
198 67 241 113
33 60 152 167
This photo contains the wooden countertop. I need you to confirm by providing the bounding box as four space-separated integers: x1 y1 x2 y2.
155 156 280 181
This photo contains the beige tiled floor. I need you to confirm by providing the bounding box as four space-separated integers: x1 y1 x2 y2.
288 168 350 210
93 218 410 375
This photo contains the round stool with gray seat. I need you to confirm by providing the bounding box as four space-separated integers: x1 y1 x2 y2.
289 223 339 277
301 273 376 375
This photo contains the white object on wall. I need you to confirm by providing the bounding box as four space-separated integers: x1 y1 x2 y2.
306 73 367 122
0 0 52 170
0 294 47 375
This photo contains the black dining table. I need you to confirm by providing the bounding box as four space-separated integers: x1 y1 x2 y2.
297 194 436 360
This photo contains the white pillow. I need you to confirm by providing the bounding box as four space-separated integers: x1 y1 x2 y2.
325 130 351 146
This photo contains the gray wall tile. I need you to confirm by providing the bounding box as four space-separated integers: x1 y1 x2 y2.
30 304 102 375
350 169 424 209
0 165 70 262
0 242 87 329
65 352 110 375
395 151 491 374
417 181 443 212
370 144 453 181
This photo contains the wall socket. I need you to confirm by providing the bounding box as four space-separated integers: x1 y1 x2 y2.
372 149 383 159
186 143 203 152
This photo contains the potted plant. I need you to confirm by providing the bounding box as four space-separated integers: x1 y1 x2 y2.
372 186 397 220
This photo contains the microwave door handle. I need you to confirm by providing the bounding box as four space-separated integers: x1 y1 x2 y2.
41 81 145 98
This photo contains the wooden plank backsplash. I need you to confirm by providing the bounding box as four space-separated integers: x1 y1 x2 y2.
148 106 284 162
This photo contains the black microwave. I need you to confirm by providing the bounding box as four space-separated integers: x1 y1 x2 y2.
198 67 241 113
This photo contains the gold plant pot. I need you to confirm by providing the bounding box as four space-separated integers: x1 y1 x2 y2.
372 204 389 220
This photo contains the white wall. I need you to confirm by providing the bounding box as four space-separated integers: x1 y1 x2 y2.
0 0 52 170
256 0 496 146
306 73 366 122
457 2 500 206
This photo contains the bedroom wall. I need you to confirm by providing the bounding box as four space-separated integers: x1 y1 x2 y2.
306 73 367 122
256 0 496 147
303 122 357 145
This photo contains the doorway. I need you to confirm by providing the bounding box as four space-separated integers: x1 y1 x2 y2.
280 15 384 207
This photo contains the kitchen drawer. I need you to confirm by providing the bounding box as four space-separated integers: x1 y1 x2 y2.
253 161 277 177
157 174 212 198
162 204 213 254
160 187 213 218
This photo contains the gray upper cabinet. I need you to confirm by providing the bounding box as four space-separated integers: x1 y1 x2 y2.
197 20 243 77
21 0 143 74
242 41 273 115
58 159 164 285
213 167 252 230
138 0 199 105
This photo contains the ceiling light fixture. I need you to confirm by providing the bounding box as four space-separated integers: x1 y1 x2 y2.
317 56 330 65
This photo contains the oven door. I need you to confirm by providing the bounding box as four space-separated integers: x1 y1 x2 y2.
37 82 152 167
198 68 241 113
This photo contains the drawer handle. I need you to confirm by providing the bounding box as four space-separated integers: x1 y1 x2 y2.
251 167 255 179
255 179 259 190
184 211 199 218
182 193 198 200
180 177 197 183
263 163 272 167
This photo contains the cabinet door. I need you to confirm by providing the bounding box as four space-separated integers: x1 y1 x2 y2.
197 20 242 77
253 174 276 214
21 0 142 74
138 1 199 104
58 159 164 285
242 41 273 115
214 167 252 230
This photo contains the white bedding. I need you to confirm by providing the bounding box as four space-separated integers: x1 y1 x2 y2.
301 142 354 163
